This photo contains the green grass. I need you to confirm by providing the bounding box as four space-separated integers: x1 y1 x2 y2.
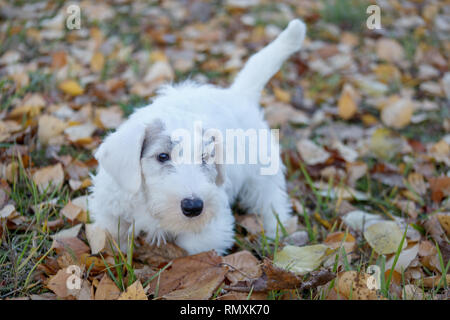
321 0 369 31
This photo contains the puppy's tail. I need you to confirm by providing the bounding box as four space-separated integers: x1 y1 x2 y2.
230 19 306 97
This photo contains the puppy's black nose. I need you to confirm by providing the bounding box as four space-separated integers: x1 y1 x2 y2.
181 198 203 217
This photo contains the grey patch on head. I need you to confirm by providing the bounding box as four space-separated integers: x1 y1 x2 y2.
140 119 167 158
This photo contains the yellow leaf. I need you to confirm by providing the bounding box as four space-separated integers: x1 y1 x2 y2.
338 84 358 120
118 281 147 300
361 114 378 126
273 87 291 103
274 244 332 275
374 64 400 83
363 221 405 255
437 213 450 236
59 80 84 96
370 128 403 160
90 52 105 72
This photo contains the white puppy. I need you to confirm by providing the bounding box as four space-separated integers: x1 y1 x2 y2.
89 19 307 255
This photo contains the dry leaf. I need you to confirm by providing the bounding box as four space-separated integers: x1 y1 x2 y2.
95 274 121 300
37 115 66 145
274 244 332 275
436 213 450 236
118 280 147 300
297 139 330 166
335 271 383 300
223 250 262 285
51 224 83 240
47 267 85 299
134 239 187 266
61 202 83 221
364 221 405 255
52 236 90 256
385 244 419 272
147 251 227 300
90 52 105 72
376 38 405 63
338 83 358 120
59 80 84 96
381 97 414 129
32 163 64 193
85 224 107 255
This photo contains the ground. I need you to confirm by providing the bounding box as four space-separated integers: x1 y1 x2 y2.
0 0 449 300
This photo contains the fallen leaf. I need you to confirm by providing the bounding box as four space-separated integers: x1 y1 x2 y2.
47 266 86 299
118 280 147 300
407 172 427 196
381 97 414 129
64 122 96 143
370 128 403 160
335 271 383 300
236 214 263 235
52 236 90 256
134 239 187 266
37 115 67 145
223 250 262 285
85 224 107 255
297 139 330 166
32 163 64 193
436 213 450 236
61 202 83 221
376 38 405 64
0 204 16 219
90 52 105 72
364 221 405 255
274 244 332 275
337 83 358 120
147 251 227 300
429 176 450 203
385 244 419 272
51 224 83 240
95 274 121 300
59 80 84 96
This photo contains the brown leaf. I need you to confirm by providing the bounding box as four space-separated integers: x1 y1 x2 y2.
52 237 90 256
147 250 227 300
47 266 85 299
134 238 187 266
235 214 263 235
95 274 121 300
228 259 303 292
32 163 64 193
223 250 262 285
335 271 384 300
429 176 450 203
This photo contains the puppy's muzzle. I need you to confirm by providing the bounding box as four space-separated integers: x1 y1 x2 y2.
181 197 203 217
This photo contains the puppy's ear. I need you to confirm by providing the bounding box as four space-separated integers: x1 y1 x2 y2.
215 163 225 186
95 122 147 193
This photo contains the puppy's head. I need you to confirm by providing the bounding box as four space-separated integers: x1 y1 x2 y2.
95 114 225 235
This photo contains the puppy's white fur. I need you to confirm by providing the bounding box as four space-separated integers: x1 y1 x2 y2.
89 20 307 255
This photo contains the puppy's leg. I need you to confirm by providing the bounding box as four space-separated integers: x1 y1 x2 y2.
239 164 293 238
231 19 306 97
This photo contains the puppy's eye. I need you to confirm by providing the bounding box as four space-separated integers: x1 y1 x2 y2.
157 153 170 163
